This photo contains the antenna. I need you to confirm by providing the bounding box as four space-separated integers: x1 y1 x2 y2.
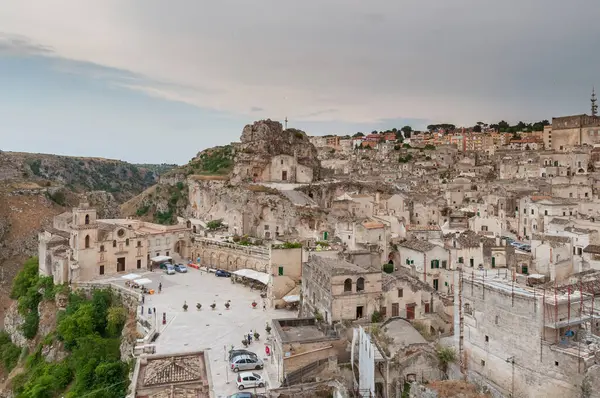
592 87 598 117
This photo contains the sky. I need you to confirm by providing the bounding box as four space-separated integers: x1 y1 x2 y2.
1 0 599 164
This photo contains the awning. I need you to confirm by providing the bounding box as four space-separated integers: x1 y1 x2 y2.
232 269 270 285
150 256 172 263
134 278 153 286
122 273 141 280
283 295 300 303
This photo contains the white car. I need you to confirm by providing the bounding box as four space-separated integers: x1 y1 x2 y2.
236 372 264 390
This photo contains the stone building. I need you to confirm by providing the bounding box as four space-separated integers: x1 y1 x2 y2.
301 255 382 324
544 114 600 151
396 239 452 293
455 271 600 398
38 204 190 284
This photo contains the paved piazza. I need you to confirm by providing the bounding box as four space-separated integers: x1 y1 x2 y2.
109 268 294 397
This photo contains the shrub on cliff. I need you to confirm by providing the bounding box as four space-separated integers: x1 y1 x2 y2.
0 331 21 372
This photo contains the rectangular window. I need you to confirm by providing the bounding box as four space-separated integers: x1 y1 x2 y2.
166 251 169 256
458 257 464 264
278 266 284 276
99 265 105 275
441 260 447 269
398 288 403 298
137 259 141 269
578 247 583 255
380 306 386 317
433 279 439 291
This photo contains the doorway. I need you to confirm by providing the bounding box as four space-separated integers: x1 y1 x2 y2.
117 257 126 272
282 170 288 181
356 306 363 319
424 303 430 313
492 256 496 268
406 304 415 320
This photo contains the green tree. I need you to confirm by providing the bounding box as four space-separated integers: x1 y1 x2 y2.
106 307 127 337
401 125 413 134
11 257 39 299
57 303 97 348
436 345 456 378
352 132 365 137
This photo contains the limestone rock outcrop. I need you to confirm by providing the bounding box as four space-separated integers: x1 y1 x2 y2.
231 120 321 184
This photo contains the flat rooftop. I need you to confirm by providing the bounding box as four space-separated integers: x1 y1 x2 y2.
274 318 331 343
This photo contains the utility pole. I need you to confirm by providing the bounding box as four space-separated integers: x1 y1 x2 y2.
458 266 466 378
592 87 598 117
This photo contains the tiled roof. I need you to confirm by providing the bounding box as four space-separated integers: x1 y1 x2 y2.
531 196 552 202
549 218 570 225
398 239 438 253
454 231 481 248
583 245 600 254
307 255 376 276
406 224 441 231
362 220 384 229
532 234 570 244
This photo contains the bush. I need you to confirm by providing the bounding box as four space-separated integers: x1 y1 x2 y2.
371 311 383 323
10 257 39 300
47 190 66 206
136 204 150 216
206 219 224 230
382 263 394 274
29 159 42 176
272 242 302 249
0 331 21 372
22 311 40 339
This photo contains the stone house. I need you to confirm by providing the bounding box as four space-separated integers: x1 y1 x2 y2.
445 231 485 270
530 234 573 281
380 269 439 321
457 273 599 398
270 317 344 384
518 196 578 238
301 255 382 324
39 204 190 284
403 224 443 241
582 245 600 271
396 239 452 293
468 214 503 237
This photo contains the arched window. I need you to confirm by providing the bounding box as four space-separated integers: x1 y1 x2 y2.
356 277 365 292
343 278 352 292
113 240 117 248
186 220 191 228
85 214 90 225
84 235 90 249
100 245 105 252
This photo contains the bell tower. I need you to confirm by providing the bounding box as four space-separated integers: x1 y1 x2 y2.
72 203 98 255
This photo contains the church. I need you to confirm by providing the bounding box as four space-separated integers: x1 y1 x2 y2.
38 203 191 284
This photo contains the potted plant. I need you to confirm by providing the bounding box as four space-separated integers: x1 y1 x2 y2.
242 339 249 347
265 324 272 334
252 301 257 309
225 302 231 309
253 331 260 341
196 303 202 311
183 302 188 311
210 303 216 310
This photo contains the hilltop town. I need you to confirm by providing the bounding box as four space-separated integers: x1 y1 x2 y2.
4 97 600 398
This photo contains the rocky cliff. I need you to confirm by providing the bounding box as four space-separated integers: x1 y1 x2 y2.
231 120 321 183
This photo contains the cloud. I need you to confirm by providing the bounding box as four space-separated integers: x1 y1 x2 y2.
1 0 599 127
0 33 53 56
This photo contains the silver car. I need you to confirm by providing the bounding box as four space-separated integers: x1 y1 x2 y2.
230 355 264 372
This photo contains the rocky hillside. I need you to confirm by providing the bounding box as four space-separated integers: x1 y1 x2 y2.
0 151 171 326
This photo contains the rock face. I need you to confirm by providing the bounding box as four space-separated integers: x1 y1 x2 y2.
3 303 26 348
231 120 321 184
86 190 122 219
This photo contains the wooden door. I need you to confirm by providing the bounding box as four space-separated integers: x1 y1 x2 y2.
392 303 399 317
406 305 415 320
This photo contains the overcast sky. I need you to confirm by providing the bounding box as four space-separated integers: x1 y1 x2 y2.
1 0 599 164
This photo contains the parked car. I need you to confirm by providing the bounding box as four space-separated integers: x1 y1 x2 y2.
230 355 263 372
229 349 257 362
227 393 266 398
164 264 176 275
174 264 188 273
216 269 231 277
236 372 264 390
159 262 173 270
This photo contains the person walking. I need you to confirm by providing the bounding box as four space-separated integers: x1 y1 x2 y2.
247 333 252 344
158 282 162 293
